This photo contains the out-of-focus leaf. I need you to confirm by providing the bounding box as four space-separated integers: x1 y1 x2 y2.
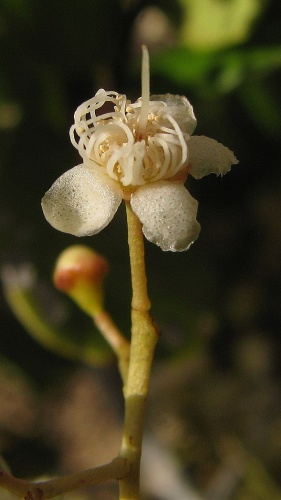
215 45 281 92
151 45 281 94
1 265 112 366
151 47 219 88
179 0 266 50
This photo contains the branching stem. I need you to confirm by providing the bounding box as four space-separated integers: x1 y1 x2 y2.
0 458 128 499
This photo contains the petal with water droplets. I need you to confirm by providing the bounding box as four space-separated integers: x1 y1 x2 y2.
131 181 200 252
42 164 122 237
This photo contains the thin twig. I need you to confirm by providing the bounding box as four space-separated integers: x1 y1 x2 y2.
0 457 129 499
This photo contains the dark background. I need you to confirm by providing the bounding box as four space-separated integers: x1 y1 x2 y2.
1 1 281 498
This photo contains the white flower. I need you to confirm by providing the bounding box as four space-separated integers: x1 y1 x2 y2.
42 47 238 251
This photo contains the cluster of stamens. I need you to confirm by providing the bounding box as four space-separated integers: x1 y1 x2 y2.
69 90 190 187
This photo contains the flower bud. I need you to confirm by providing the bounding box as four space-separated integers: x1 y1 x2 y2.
53 245 109 316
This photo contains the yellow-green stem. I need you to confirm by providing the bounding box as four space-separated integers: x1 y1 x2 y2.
0 457 128 498
94 310 130 382
119 202 158 499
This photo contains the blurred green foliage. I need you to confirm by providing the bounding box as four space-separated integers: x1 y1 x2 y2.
179 0 267 49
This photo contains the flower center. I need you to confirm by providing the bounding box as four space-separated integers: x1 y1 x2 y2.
69 49 191 187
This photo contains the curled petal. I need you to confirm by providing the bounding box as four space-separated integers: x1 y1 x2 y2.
42 164 122 237
188 136 238 179
131 181 200 252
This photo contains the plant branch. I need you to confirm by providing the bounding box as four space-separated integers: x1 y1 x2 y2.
94 310 130 382
0 458 129 499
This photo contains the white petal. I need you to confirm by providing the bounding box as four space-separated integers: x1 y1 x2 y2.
188 135 238 179
150 94 197 135
42 164 122 237
131 181 200 252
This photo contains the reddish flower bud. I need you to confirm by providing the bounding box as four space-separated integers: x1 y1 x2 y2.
53 245 109 316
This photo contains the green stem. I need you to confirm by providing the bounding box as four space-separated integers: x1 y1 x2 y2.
94 310 130 382
119 202 158 499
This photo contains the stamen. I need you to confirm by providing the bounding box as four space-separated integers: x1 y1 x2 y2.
136 45 150 140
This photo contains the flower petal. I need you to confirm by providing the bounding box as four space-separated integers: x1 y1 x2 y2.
42 164 122 237
131 181 200 252
150 94 197 135
188 135 238 179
